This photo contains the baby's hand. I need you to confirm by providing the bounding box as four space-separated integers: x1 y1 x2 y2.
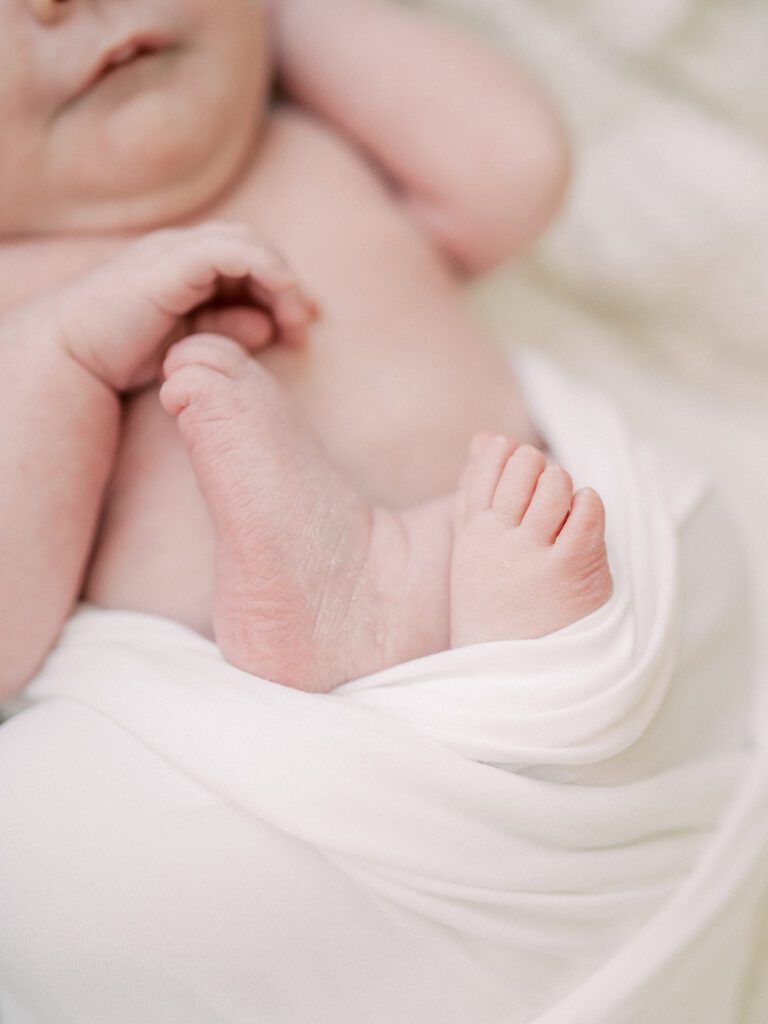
42 222 316 392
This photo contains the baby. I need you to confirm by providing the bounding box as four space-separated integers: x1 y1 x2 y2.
0 0 612 696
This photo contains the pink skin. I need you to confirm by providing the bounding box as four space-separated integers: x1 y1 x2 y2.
160 335 454 690
54 222 316 390
160 336 612 691
451 436 613 647
0 0 271 234
0 224 316 696
0 0 575 696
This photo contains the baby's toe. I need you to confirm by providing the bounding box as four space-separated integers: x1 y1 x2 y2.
160 365 217 418
458 434 519 521
163 333 249 381
557 487 606 552
520 464 573 543
160 335 251 419
491 444 547 526
556 488 613 616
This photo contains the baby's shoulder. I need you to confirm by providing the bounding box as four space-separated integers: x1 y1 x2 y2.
237 104 393 209
213 103 400 247
263 104 365 167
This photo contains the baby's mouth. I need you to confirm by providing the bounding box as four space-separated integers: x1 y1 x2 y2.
74 35 174 101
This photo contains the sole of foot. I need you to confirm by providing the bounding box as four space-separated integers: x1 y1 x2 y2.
160 334 450 690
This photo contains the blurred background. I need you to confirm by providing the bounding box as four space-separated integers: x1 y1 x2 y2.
409 0 768 1013
408 0 767 688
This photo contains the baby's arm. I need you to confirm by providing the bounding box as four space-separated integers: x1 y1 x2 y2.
271 0 569 275
0 312 120 699
0 224 315 699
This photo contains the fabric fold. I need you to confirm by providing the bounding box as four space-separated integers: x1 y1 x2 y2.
0 354 762 1024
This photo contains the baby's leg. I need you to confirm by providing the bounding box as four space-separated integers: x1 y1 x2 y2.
161 342 610 689
160 335 453 692
451 436 613 646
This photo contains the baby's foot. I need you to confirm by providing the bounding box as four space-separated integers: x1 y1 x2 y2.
160 335 451 691
450 436 613 647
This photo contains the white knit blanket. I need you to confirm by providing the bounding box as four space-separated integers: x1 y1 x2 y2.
0 356 764 1023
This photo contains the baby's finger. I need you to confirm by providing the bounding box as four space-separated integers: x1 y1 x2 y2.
192 307 274 352
185 224 317 346
245 277 319 349
138 225 319 346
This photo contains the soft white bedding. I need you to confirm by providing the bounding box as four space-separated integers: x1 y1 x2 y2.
0 355 764 1023
413 0 768 1012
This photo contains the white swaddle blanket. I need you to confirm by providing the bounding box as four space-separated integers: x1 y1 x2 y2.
0 356 765 1024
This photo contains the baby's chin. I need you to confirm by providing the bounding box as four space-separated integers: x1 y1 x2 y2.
51 129 262 234
45 120 261 236
19 62 270 237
